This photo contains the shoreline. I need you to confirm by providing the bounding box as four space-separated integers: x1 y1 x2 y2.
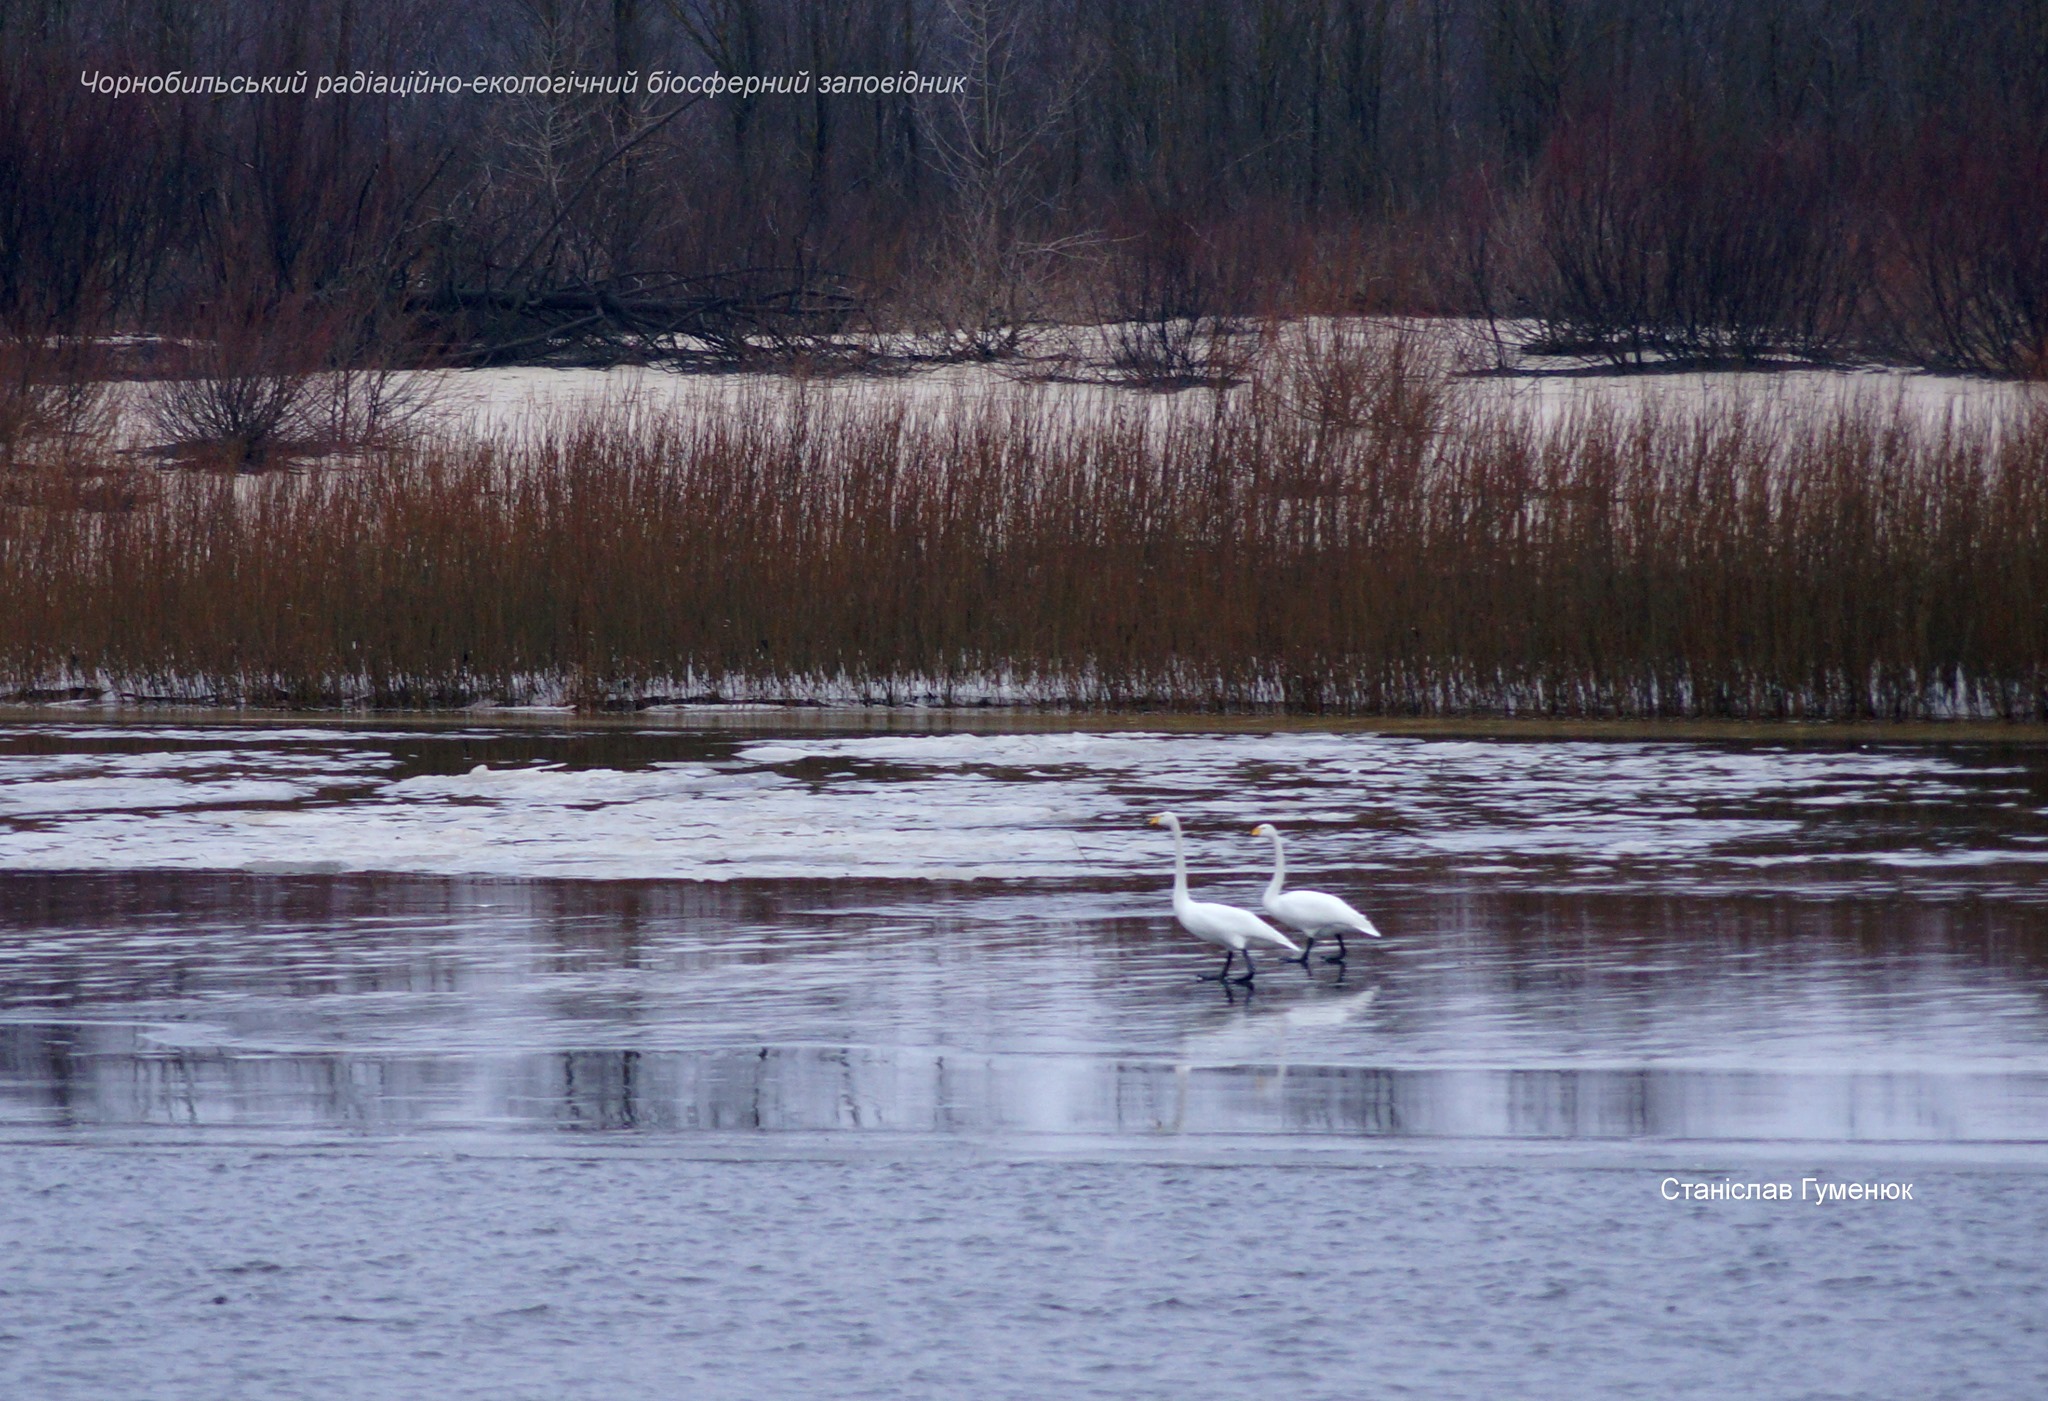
5 701 2047 744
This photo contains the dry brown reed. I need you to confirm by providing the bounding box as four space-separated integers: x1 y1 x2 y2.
3 349 2044 717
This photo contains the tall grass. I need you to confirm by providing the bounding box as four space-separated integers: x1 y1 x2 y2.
3 355 2045 717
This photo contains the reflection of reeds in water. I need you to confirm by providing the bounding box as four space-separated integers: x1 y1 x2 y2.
3 344 2045 716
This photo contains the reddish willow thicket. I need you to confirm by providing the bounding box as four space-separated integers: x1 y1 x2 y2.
3 379 2045 717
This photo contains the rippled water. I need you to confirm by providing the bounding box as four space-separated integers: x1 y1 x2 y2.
3 716 2047 1398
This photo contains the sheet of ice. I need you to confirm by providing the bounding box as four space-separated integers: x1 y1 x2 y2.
0 742 391 817
0 724 2038 889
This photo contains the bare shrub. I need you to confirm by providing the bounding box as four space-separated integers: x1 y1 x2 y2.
1433 166 1541 371
147 295 439 467
1095 217 1245 388
0 338 113 465
1525 110 1861 366
147 320 321 469
312 361 439 451
0 347 59 458
1260 320 1452 442
1886 117 2048 377
911 243 1050 363
308 298 444 449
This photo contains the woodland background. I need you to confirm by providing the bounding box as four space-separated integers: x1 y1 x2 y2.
3 0 2044 378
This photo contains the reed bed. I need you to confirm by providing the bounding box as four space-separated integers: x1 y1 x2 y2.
3 360 2045 718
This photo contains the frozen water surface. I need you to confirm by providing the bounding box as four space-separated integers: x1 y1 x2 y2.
3 716 2046 1398
1 722 2042 887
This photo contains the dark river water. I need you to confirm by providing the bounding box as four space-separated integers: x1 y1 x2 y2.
2 716 2046 1398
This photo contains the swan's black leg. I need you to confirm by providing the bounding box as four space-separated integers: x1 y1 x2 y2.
1321 930 1349 964
1199 951 1234 981
1284 935 1314 967
1231 950 1257 984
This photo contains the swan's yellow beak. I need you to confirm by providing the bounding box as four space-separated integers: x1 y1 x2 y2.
1147 815 1162 826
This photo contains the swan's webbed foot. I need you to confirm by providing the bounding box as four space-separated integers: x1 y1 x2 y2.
1230 952 1257 984
1320 932 1349 964
1198 952 1235 982
1283 936 1315 966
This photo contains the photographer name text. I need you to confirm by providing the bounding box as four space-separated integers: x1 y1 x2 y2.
1661 1177 1915 1204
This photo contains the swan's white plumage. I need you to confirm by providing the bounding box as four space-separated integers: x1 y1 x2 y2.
1149 813 1299 960
1252 822 1381 944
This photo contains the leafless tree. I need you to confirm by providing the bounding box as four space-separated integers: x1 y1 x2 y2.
918 0 1092 358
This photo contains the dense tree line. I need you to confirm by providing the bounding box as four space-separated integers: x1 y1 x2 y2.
1 0 2044 373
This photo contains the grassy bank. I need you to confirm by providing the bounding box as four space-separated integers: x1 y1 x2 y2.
3 354 2045 718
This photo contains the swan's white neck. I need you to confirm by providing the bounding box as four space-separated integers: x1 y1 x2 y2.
1263 831 1287 901
1167 823 1191 909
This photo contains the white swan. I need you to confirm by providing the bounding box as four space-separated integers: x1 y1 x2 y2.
1252 822 1382 964
1149 812 1300 983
